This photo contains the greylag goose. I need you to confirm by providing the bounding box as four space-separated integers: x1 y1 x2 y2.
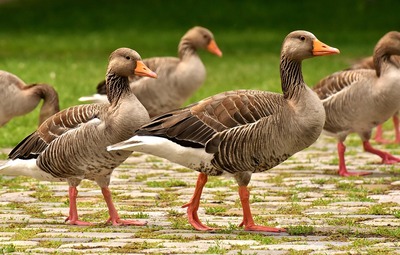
348 55 400 144
79 26 222 117
0 48 157 225
348 56 374 70
108 30 340 232
0 70 59 127
313 31 400 177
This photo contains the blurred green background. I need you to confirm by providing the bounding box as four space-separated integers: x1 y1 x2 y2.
0 0 399 146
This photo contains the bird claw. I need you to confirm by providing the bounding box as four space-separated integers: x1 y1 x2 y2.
182 201 215 231
106 217 147 226
339 170 372 177
242 223 286 232
65 217 93 226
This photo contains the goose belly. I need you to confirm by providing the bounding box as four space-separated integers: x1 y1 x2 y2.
37 136 132 181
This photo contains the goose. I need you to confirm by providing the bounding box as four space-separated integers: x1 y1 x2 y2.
348 56 374 70
0 48 157 225
79 26 222 117
347 55 400 144
108 30 340 232
0 70 59 127
313 31 400 177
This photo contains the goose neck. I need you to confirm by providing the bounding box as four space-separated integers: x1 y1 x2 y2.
106 73 131 105
178 38 197 59
280 56 304 99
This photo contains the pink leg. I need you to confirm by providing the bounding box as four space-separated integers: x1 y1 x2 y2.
374 115 400 144
182 173 214 231
363 141 400 164
102 187 147 226
238 186 285 232
393 115 400 143
65 187 92 226
374 124 389 144
337 142 371 177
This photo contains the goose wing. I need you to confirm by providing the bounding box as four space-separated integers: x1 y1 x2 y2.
313 69 373 100
9 104 104 159
136 89 282 149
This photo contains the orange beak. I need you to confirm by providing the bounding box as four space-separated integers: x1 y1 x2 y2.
312 39 340 56
207 39 223 57
134 61 158 78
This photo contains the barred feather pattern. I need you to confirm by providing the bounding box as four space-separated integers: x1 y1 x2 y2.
9 104 100 158
8 48 152 187
137 87 323 176
106 73 131 105
313 31 400 140
280 56 304 99
313 70 372 100
8 103 130 181
133 31 327 180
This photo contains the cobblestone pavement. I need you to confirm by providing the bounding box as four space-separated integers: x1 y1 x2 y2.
0 135 399 254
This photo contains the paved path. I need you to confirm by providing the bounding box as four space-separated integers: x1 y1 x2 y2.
0 135 399 254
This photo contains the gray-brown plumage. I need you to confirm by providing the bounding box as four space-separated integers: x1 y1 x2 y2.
347 55 400 143
108 30 340 232
1 48 157 226
80 26 222 117
0 70 59 127
313 31 400 177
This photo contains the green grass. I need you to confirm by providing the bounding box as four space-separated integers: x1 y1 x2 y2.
0 0 398 146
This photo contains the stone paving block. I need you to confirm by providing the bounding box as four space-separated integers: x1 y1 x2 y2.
0 135 399 254
0 240 39 246
59 241 128 249
36 231 135 239
361 218 400 226
0 191 36 203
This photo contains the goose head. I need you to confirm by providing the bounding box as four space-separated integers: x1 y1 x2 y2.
107 48 158 78
183 26 222 57
281 30 340 61
373 31 400 75
374 31 400 56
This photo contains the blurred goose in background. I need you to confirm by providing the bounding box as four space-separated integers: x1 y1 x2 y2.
313 31 400 177
0 48 157 226
0 70 59 127
79 26 222 117
108 30 340 232
347 55 400 144
348 56 374 70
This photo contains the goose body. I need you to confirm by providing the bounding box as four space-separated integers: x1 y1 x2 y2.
79 26 222 117
109 31 340 232
313 31 400 176
0 70 59 127
0 48 157 225
348 55 400 143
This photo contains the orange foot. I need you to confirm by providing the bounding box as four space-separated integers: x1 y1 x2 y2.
239 221 286 232
182 202 215 231
106 217 147 226
65 216 93 226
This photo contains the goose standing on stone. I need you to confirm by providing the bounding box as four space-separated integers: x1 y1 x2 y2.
347 55 400 144
0 70 59 127
108 31 340 232
313 31 400 177
0 48 157 226
79 26 222 117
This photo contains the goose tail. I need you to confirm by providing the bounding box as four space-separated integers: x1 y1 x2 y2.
78 94 107 103
0 159 64 181
108 135 163 152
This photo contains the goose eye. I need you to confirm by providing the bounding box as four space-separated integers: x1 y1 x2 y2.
125 56 131 60
300 36 306 41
